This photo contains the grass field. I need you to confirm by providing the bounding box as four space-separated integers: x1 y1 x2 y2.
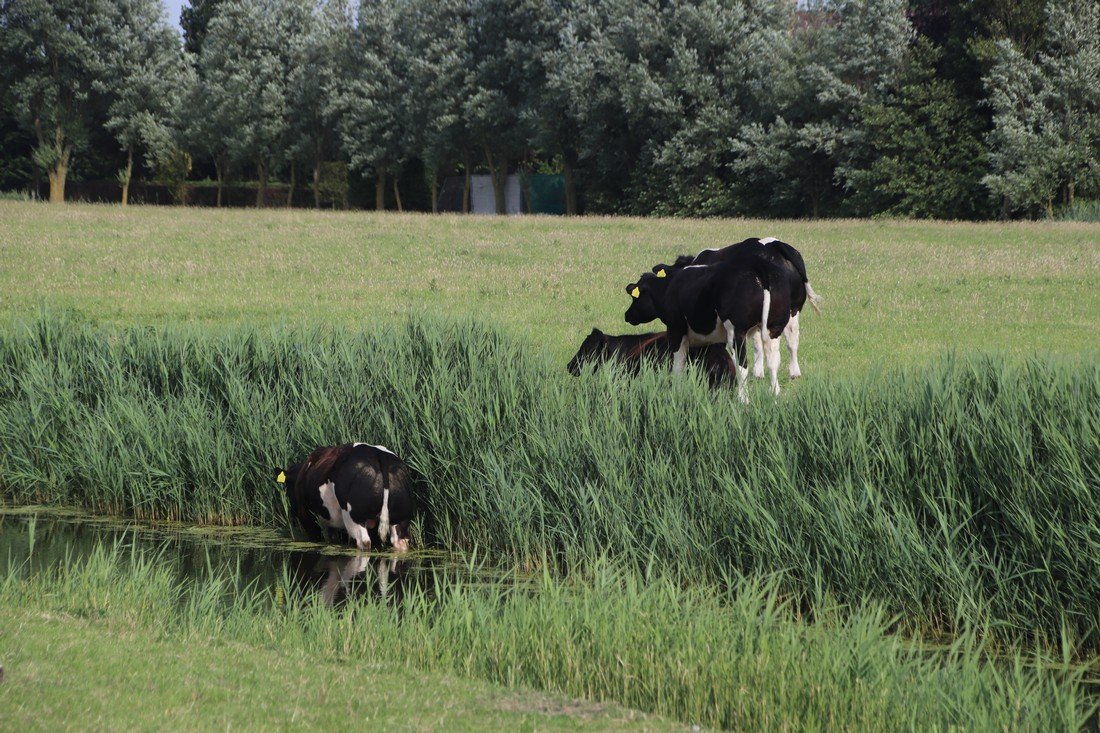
1 541 1092 731
1 201 1098 729
1 201 1097 373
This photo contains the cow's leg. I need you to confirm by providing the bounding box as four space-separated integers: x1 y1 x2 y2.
672 334 690 375
390 523 410 553
751 329 765 378
341 503 371 551
725 321 750 403
764 332 781 396
785 311 801 378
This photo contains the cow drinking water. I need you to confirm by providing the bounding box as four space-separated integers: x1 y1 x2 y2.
276 442 414 552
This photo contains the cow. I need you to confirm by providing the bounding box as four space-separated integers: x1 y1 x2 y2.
567 328 736 387
625 252 791 400
654 237 822 379
276 442 414 553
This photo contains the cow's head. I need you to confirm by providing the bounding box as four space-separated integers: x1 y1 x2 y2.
652 254 694 275
274 462 305 517
567 328 608 375
624 272 667 325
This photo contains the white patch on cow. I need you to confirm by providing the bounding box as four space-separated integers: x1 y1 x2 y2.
805 282 823 314
682 264 709 271
686 316 726 346
785 312 801 378
316 481 343 529
760 288 781 396
378 488 391 544
351 442 396 456
342 502 372 551
765 335 781 396
723 320 750 404
759 236 778 245
751 329 765 378
672 335 689 374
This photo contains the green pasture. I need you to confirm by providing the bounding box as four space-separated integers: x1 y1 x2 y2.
1 201 1097 372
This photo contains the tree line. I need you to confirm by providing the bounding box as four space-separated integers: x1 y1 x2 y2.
1 0 1098 218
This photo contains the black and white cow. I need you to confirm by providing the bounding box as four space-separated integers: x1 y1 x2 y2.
655 237 822 379
276 442 414 552
567 328 736 387
625 252 791 400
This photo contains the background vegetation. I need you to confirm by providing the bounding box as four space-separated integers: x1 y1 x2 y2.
1 0 1098 218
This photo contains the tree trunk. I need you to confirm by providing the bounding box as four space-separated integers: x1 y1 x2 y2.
48 165 66 203
312 160 321 209
430 173 439 214
563 148 578 215
121 147 133 207
286 161 296 208
214 154 225 208
375 169 386 210
1067 180 1075 206
462 158 471 214
485 146 507 214
393 175 404 212
256 159 268 208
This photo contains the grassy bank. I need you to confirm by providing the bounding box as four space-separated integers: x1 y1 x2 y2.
1 201 1098 373
1 541 1093 731
1 314 1098 646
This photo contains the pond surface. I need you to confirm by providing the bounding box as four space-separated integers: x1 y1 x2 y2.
1 505 509 607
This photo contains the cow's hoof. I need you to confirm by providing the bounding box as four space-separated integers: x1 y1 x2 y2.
753 369 765 379
789 370 801 379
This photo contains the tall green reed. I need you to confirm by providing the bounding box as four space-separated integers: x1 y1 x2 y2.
0 313 1097 644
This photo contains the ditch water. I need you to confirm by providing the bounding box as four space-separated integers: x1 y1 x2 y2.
1 505 510 608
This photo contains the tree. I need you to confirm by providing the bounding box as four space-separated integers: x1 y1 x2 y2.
286 0 346 208
180 0 231 56
731 0 912 217
984 0 1100 216
198 0 291 207
96 0 188 206
0 0 111 203
463 0 544 214
329 0 414 211
845 39 986 218
403 0 473 212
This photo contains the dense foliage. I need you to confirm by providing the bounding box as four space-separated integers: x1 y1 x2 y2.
0 0 1098 216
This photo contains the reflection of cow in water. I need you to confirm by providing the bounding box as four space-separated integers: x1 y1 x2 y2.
291 553 411 607
276 443 415 552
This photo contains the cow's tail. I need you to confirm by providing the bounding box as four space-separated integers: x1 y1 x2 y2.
761 287 772 341
377 457 392 545
805 282 823 315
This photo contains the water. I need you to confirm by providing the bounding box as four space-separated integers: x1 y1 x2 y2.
0 505 508 607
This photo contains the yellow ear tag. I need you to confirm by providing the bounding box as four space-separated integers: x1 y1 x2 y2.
630 286 641 298
276 471 286 484
656 268 667 278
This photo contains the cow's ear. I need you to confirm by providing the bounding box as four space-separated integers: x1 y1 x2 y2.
626 283 639 298
655 267 667 278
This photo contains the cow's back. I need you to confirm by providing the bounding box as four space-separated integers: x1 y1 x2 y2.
332 444 414 526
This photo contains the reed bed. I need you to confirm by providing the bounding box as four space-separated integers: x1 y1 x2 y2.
2 540 1093 731
0 313 1098 645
